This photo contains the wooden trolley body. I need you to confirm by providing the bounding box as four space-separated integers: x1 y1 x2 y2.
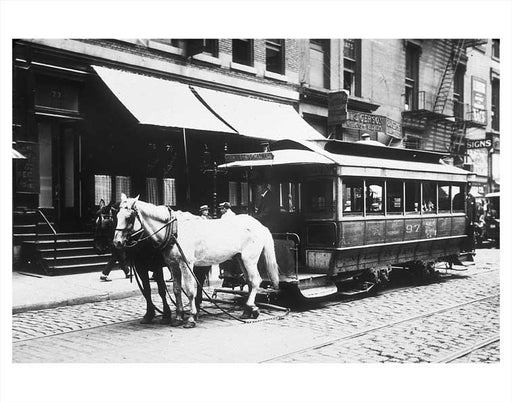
219 139 475 298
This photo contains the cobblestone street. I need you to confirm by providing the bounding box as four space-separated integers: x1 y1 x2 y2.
12 248 500 364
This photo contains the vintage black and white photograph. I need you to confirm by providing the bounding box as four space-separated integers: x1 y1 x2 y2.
1 2 511 402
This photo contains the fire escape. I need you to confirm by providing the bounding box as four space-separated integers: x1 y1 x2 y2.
402 39 488 167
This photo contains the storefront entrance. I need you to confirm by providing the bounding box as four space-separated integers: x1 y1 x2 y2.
37 119 81 231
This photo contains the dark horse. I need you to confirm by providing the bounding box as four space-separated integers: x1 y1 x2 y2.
94 201 173 324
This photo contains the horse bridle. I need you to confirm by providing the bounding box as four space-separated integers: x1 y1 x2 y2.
116 203 177 250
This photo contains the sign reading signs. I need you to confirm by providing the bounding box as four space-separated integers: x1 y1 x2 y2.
224 152 274 163
342 111 402 139
471 76 487 125
466 139 492 149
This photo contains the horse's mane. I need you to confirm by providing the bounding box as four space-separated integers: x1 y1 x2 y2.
133 199 171 221
132 199 200 222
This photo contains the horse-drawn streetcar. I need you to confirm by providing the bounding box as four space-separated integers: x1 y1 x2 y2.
217 137 476 299
114 137 476 326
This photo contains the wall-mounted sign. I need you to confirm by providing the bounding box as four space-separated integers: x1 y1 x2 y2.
35 75 80 113
342 111 402 139
466 138 492 149
15 141 40 194
471 76 487 125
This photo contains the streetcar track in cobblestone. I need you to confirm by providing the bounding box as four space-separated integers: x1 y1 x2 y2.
260 293 499 363
12 265 498 345
433 334 500 363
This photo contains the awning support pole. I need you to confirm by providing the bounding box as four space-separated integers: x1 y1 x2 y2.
183 128 191 205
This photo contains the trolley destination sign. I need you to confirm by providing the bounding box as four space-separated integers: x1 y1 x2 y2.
224 152 274 163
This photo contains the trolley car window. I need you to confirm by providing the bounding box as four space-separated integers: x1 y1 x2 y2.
451 185 464 212
279 182 300 213
422 182 436 213
366 180 384 214
304 179 334 213
342 178 363 215
405 181 420 214
439 185 451 212
386 179 403 214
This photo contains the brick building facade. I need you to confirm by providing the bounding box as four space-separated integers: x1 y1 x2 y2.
12 38 499 236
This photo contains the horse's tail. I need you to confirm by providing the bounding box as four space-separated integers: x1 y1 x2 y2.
262 228 280 289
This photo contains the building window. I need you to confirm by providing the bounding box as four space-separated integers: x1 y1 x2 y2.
453 64 465 119
115 176 132 202
343 39 361 96
232 39 253 66
405 44 420 110
266 39 285 74
146 177 159 205
163 178 176 206
491 77 500 131
203 39 219 57
492 39 500 59
309 39 330 89
95 175 112 205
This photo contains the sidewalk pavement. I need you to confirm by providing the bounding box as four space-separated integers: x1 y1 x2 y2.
12 266 222 314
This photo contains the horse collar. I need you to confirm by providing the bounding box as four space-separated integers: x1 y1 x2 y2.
155 206 177 251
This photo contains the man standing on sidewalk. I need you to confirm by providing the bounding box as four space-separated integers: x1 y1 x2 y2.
94 201 131 281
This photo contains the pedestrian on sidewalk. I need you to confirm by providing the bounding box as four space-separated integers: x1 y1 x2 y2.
94 201 131 282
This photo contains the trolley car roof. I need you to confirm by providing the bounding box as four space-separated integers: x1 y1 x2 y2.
220 139 473 182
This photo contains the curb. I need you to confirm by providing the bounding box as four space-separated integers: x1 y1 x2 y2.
12 280 225 314
12 288 144 314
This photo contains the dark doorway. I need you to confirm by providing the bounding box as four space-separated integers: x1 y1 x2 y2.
37 119 81 231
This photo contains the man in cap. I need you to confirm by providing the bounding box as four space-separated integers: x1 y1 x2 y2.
219 201 236 219
199 204 211 220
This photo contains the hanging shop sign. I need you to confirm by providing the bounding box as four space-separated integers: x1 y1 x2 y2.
327 90 348 126
471 76 487 125
342 111 402 139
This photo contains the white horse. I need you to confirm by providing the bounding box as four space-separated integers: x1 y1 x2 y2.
113 194 280 328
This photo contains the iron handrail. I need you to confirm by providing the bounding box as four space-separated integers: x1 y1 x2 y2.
35 209 57 272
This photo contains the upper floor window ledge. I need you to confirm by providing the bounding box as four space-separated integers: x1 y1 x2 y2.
264 70 288 82
230 62 257 75
192 53 222 66
147 40 185 56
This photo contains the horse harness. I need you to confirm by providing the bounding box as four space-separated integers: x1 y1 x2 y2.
121 204 178 251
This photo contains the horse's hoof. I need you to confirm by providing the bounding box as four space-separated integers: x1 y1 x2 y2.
140 316 154 324
241 306 259 319
170 319 183 327
183 320 196 329
160 316 172 325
